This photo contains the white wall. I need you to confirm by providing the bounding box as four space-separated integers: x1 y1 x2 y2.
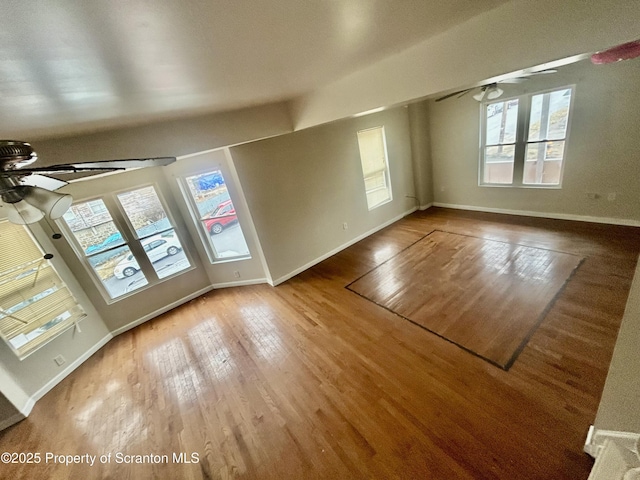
30 101 293 165
230 106 417 283
429 59 640 223
595 257 640 433
292 0 640 129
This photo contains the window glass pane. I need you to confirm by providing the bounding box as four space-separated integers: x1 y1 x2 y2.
523 141 565 185
62 200 125 255
486 99 518 145
117 186 172 238
528 89 572 141
184 171 251 260
483 145 514 184
90 245 148 297
547 89 572 139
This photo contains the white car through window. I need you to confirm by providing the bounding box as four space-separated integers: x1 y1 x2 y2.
113 233 182 279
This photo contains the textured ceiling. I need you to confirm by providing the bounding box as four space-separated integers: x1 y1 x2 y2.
0 0 509 139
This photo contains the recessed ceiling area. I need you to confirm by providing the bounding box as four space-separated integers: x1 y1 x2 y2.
0 0 509 139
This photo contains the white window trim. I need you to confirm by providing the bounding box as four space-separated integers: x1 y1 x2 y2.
478 85 575 189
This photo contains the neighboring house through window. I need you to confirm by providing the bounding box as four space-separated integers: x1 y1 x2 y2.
480 86 574 187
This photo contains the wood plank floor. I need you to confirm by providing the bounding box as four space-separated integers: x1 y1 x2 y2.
1 208 639 479
347 230 583 369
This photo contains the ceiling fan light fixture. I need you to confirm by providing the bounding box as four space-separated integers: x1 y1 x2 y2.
16 186 73 220
473 89 487 101
4 200 45 225
486 85 504 100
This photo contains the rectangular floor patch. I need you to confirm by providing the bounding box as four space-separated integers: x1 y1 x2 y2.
347 231 583 369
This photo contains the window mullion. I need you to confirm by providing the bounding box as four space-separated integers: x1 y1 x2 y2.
512 95 529 186
104 195 159 282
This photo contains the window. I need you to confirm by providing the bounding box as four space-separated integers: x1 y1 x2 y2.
480 86 573 187
180 170 250 263
357 126 392 209
0 221 85 359
60 186 191 301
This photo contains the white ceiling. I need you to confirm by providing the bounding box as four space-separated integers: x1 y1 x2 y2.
0 0 509 139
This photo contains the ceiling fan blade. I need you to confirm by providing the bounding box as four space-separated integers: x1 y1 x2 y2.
18 174 68 191
457 89 472 98
435 88 472 102
592 39 640 64
499 78 528 84
10 156 176 175
520 69 558 77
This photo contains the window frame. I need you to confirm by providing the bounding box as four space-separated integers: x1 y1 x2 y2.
57 183 194 304
479 85 575 189
357 126 393 210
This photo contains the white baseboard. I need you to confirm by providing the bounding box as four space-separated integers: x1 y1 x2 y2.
111 278 267 337
208 278 268 289
419 203 433 211
111 285 215 337
433 202 640 227
0 412 26 431
585 425 640 458
271 207 418 286
14 333 114 419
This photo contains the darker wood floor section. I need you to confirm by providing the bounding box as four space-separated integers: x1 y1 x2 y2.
347 230 583 369
1 208 639 479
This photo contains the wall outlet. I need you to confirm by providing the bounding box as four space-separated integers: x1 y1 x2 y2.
607 192 617 202
53 355 66 366
233 270 241 278
343 222 348 230
586 192 600 200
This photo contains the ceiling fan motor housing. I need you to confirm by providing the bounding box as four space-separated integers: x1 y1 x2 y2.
0 140 38 170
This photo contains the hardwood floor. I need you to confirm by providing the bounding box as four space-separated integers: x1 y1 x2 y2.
347 230 583 369
1 208 639 479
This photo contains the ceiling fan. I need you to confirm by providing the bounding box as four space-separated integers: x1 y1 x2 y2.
435 69 558 103
0 140 175 226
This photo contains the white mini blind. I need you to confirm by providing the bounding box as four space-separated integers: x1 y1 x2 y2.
0 221 85 358
357 126 392 209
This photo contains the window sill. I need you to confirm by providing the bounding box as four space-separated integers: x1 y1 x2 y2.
103 264 197 305
479 183 562 190
367 197 393 211
209 254 252 265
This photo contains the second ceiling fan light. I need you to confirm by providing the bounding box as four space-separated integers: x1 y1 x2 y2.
473 84 504 102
